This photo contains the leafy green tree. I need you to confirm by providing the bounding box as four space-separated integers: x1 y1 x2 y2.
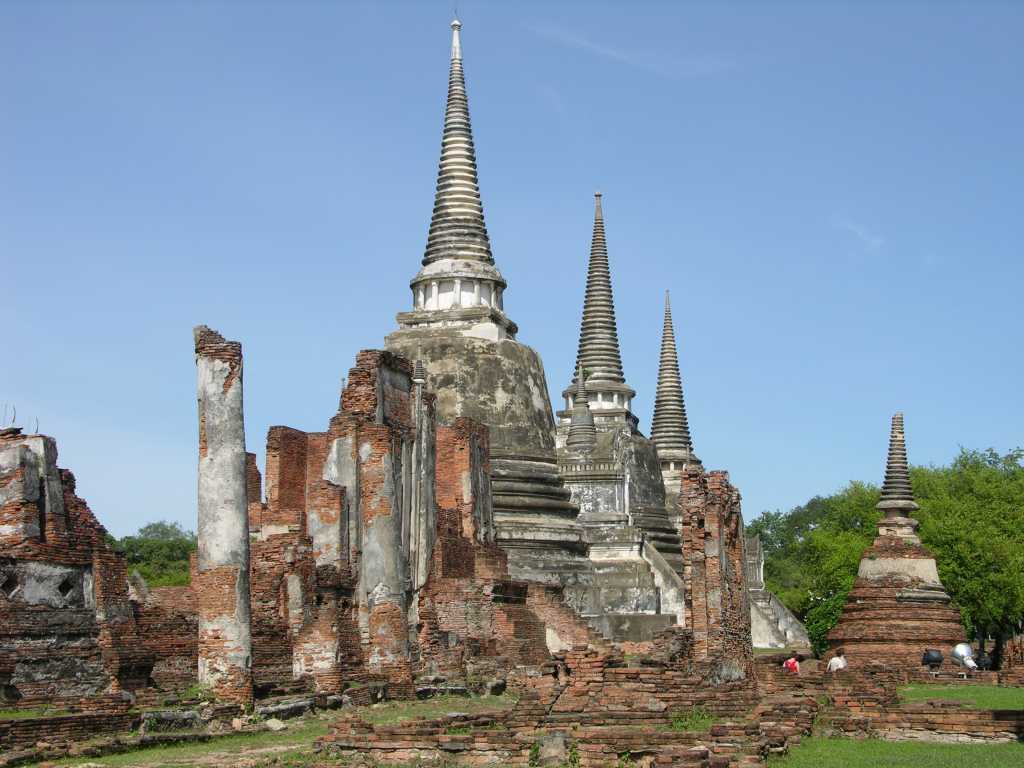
913 449 1024 665
748 483 878 653
113 520 196 587
749 486 875 594
134 521 193 541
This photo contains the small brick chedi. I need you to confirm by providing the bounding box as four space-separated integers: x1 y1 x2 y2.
828 413 964 666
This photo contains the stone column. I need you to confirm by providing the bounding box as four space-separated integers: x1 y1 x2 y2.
193 325 253 706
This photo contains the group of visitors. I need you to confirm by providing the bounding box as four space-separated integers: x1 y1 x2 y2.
781 649 848 676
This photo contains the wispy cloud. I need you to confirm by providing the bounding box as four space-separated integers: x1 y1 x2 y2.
528 24 736 80
538 83 569 120
829 213 884 252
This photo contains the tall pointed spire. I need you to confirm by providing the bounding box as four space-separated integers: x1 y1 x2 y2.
573 192 625 385
422 19 493 266
651 291 699 464
877 412 919 515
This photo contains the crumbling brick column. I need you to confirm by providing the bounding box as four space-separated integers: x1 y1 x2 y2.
193 325 253 706
680 466 710 657
358 422 412 689
678 466 753 672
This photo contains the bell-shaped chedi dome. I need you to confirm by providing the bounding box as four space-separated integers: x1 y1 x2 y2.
386 20 586 585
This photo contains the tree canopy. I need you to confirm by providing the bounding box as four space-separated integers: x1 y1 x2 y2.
747 448 1024 660
111 520 196 587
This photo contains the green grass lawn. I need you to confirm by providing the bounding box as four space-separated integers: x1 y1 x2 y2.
768 737 1024 767
899 683 1024 710
0 707 72 720
51 717 330 767
357 693 513 725
754 647 789 656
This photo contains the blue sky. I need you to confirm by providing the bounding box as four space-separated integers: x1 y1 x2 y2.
3 2 1021 537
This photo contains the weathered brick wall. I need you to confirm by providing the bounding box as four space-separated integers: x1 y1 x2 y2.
247 352 416 696
835 704 1024 742
678 466 753 677
542 646 758 725
340 350 414 429
414 418 601 679
191 561 251 704
417 424 541 675
1003 635 1024 671
244 351 597 698
249 418 362 696
249 425 308 691
323 712 717 768
0 432 154 703
91 544 153 693
0 710 140 752
249 534 300 690
264 426 309 531
135 586 197 692
319 643 813 768
820 666 1024 743
291 592 360 694
245 452 262 507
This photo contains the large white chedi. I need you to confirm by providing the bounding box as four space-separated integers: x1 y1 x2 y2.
385 20 588 584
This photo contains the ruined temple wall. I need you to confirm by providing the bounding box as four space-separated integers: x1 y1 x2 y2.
712 473 753 673
416 418 550 676
249 534 300 689
0 432 153 704
230 347 597 699
250 426 309 690
249 421 360 694
679 467 709 657
135 586 197 692
326 353 416 693
678 466 753 676
356 420 413 690
247 351 578 695
244 351 418 695
541 645 758 724
263 427 309 533
305 432 348 573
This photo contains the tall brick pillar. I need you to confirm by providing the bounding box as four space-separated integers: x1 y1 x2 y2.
358 422 412 691
330 350 417 695
194 325 253 706
680 466 710 658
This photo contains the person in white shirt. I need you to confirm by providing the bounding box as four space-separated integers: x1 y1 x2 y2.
826 650 848 673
